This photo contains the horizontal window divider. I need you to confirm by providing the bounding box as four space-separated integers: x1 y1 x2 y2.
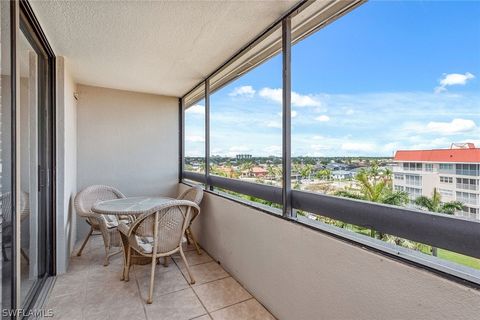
182 171 282 204
183 171 206 184
208 175 283 204
291 190 480 259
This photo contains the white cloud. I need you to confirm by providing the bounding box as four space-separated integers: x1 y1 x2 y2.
186 104 204 114
409 137 451 150
259 87 322 107
426 118 476 134
315 115 330 122
266 120 282 129
205 89 480 157
229 145 250 153
229 85 256 98
185 135 205 142
341 142 376 152
292 92 322 107
345 108 355 115
259 88 282 104
435 72 475 93
264 145 282 156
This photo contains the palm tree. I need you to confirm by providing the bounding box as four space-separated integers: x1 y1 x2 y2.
316 169 332 181
342 169 409 205
414 188 463 215
414 188 463 256
240 161 254 177
300 164 313 180
334 165 409 241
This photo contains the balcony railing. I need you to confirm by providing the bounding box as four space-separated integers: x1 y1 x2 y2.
456 183 479 191
183 171 480 261
456 169 480 176
457 196 479 206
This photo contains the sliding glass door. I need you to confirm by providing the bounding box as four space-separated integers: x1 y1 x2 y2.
1 0 15 314
1 1 55 317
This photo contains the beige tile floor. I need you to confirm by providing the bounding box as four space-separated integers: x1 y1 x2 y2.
45 235 276 320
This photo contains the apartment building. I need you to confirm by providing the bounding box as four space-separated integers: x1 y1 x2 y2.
393 143 480 220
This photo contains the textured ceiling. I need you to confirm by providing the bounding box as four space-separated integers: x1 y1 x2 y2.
30 0 298 97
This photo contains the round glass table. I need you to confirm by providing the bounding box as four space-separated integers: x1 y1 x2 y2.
92 196 174 216
92 196 175 279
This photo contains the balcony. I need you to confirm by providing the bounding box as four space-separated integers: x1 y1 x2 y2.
47 235 273 320
3 0 480 319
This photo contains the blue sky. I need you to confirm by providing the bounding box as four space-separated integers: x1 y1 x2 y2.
185 1 480 157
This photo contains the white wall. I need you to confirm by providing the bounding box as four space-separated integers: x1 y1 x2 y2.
180 184 480 320
76 85 178 239
56 57 77 273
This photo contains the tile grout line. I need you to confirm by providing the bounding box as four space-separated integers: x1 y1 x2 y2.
132 265 150 320
188 247 277 319
211 269 278 320
174 247 252 318
173 255 212 318
208 297 255 315
174 255 232 287
190 275 231 288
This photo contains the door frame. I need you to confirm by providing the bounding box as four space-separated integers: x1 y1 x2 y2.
10 0 56 314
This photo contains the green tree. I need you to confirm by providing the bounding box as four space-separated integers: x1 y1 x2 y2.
414 188 463 215
300 164 314 180
336 168 409 205
240 161 254 177
414 188 463 256
334 164 409 241
316 169 332 180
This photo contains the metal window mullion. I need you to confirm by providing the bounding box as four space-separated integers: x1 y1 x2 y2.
10 0 20 311
282 17 293 218
205 79 211 190
179 97 184 182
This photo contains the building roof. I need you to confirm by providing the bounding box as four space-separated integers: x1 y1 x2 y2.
331 170 354 175
251 167 268 173
394 147 480 163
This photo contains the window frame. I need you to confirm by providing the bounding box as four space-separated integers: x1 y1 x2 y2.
179 0 480 286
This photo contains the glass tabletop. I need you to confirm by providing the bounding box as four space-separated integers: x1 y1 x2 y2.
92 196 174 215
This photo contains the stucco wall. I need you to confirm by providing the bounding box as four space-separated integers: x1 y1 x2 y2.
179 184 480 320
76 85 178 239
56 57 77 273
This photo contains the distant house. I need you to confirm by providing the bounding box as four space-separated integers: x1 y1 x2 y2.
241 166 268 178
331 170 354 180
327 163 349 171
251 166 268 177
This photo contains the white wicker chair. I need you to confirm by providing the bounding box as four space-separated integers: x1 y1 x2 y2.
1 191 30 262
177 186 204 255
74 185 129 266
119 200 200 304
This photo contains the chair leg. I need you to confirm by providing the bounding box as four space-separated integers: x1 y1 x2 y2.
2 245 9 261
147 255 157 304
20 248 29 264
103 245 111 267
76 227 93 256
179 247 195 285
163 256 169 267
187 227 202 255
125 246 132 282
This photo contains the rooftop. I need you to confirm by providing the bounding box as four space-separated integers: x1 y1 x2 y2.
394 144 480 163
